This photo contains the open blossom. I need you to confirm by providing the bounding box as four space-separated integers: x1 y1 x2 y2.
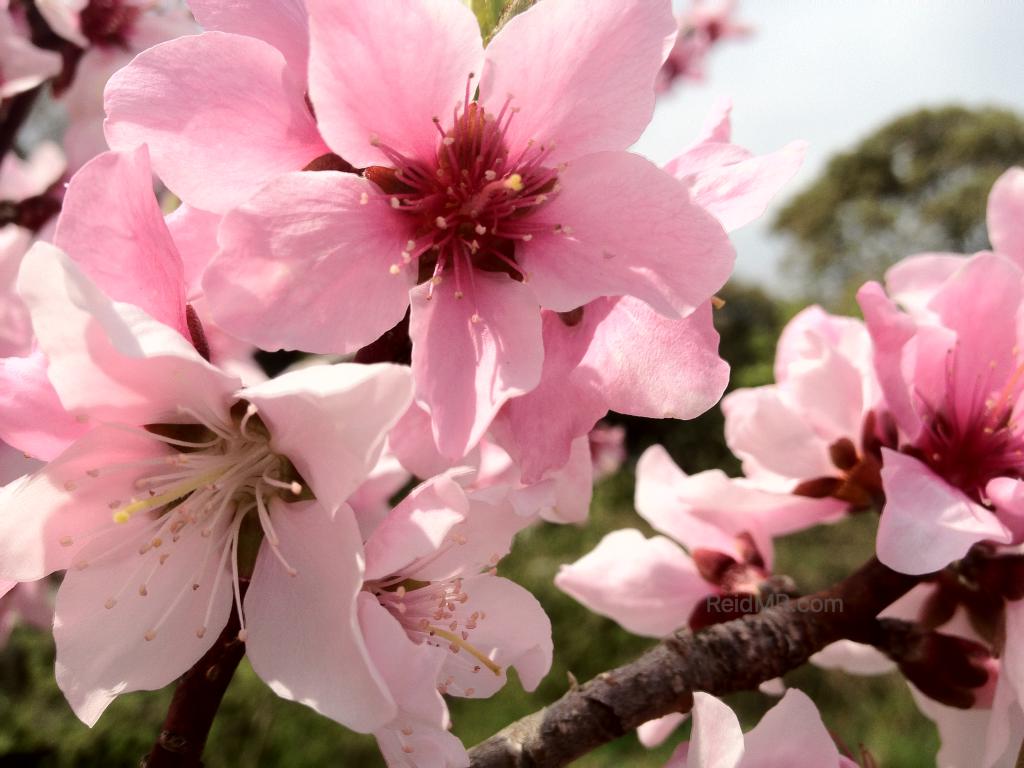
250 470 551 766
666 689 855 767
106 0 735 461
0 243 413 726
556 445 840 638
858 251 1024 575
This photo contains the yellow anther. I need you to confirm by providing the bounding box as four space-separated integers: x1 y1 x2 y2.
503 174 524 192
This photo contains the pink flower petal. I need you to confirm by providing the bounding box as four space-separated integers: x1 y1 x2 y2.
409 272 543 459
306 0 484 167
205 171 415 353
389 402 462 480
856 281 926 441
242 363 413 512
522 151 734 317
0 141 64 202
164 205 221 299
555 528 710 637
987 167 1024 267
438 574 552 697
677 692 745 768
810 640 897 676
687 141 807 233
928 253 1024 397
0 225 33 358
17 243 240 426
188 0 309 80
244 500 396 732
0 12 63 97
104 32 328 213
742 689 842 766
491 308 606 483
721 386 835 485
481 0 675 163
358 595 468 768
585 297 729 419
55 147 187 334
0 350 87 460
877 449 1012 575
53 505 234 725
363 473 468 581
884 253 966 319
0 425 172 582
637 712 687 748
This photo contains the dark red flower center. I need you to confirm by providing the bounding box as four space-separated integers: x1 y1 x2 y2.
79 0 139 48
913 356 1024 500
366 77 558 310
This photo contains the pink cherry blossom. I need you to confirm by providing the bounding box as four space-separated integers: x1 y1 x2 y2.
722 304 886 506
0 243 414 727
657 0 752 92
248 470 551 764
859 252 1024 574
107 0 735 461
556 445 839 638
0 2 61 98
666 689 852 767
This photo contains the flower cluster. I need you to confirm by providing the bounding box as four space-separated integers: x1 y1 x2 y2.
1 0 1019 765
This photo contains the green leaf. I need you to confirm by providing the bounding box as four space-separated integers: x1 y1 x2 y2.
467 0 538 43
469 0 504 40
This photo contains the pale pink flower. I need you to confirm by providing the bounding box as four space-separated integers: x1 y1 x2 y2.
0 243 413 727
722 304 886 506
249 471 551 765
556 445 839 638
657 0 752 92
107 0 735 461
0 2 61 98
858 252 1024 574
666 689 853 768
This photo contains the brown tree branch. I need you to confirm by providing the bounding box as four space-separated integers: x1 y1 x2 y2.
468 558 919 768
142 598 247 768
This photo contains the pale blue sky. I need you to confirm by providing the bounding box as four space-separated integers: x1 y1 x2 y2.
636 0 1024 292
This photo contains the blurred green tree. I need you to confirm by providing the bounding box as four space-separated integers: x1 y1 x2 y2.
774 105 1024 312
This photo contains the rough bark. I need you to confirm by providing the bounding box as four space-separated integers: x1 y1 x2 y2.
468 558 919 768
